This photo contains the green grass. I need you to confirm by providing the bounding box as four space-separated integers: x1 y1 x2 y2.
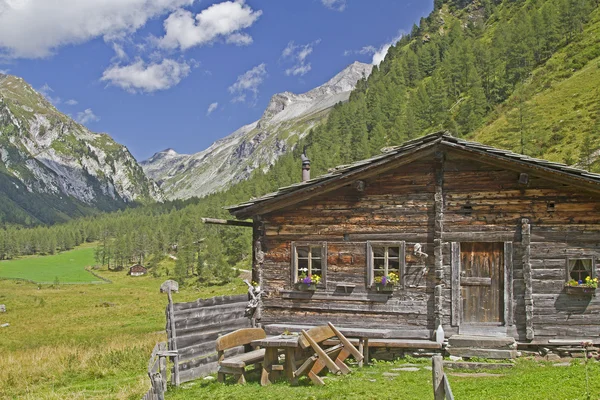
0 246 247 399
167 358 600 400
0 245 100 284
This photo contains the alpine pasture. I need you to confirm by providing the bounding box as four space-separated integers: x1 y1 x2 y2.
0 245 246 399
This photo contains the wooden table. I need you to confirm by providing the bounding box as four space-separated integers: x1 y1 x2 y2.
251 335 301 386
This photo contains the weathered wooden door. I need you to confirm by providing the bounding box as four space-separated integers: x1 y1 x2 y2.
460 242 504 324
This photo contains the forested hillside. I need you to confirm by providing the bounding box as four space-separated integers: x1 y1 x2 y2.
4 0 600 286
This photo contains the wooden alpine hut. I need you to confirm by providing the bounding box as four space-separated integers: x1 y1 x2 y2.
227 131 600 354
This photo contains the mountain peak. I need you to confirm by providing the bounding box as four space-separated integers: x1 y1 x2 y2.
258 61 373 126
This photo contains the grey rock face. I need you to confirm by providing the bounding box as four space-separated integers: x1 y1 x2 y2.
0 74 162 209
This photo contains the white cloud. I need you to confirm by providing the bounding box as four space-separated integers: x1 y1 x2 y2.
76 108 100 125
228 63 267 103
371 33 404 65
281 40 320 77
226 32 253 46
158 1 261 51
65 99 78 106
0 0 195 59
101 58 191 93
0 69 9 74
206 102 218 115
321 0 346 11
112 43 128 61
39 83 61 105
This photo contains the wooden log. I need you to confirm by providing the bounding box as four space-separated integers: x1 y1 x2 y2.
522 219 534 340
167 288 180 386
172 294 248 311
451 242 460 327
201 217 253 227
432 355 445 400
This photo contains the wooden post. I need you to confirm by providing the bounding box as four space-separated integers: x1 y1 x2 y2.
433 150 445 329
167 288 180 386
432 355 445 400
161 280 180 387
451 242 460 327
522 219 534 340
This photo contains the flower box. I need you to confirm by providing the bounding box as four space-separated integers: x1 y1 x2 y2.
295 282 317 291
565 285 597 295
372 283 394 293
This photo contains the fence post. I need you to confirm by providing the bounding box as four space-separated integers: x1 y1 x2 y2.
161 280 180 387
432 355 445 400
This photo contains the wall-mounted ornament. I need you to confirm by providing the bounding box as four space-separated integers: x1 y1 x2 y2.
414 243 429 258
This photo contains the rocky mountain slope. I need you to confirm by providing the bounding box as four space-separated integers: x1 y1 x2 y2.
142 61 373 200
0 73 161 225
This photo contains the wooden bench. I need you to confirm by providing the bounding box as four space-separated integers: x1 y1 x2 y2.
216 328 267 384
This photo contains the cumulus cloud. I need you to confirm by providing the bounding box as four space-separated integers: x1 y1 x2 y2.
206 102 218 115
101 58 191 93
0 0 194 59
39 83 61 105
0 69 9 74
228 63 267 103
158 1 261 51
281 40 320 77
76 108 100 124
65 99 78 106
226 32 253 46
321 0 346 11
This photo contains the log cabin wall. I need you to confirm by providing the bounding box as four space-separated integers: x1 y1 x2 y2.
254 145 600 342
259 159 437 334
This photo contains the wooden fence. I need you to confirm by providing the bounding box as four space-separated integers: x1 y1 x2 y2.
142 342 172 400
432 355 454 400
166 294 251 384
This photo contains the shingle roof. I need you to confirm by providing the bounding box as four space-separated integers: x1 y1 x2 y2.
227 131 600 217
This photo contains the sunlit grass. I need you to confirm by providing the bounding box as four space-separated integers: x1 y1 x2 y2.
0 247 246 399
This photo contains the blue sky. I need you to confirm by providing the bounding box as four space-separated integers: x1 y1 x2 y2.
0 0 432 161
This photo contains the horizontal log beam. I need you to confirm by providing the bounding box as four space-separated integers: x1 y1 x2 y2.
201 218 253 227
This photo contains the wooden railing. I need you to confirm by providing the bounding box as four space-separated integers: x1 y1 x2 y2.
432 355 454 400
142 342 174 400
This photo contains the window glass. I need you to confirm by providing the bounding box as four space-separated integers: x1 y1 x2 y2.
294 244 325 284
369 243 403 287
569 259 593 282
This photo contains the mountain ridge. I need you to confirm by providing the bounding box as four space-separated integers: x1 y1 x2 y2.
0 73 162 225
142 61 373 200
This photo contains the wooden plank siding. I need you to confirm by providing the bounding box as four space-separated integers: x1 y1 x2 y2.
253 148 600 342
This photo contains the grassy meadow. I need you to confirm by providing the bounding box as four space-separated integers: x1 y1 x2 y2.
0 246 247 399
0 244 100 284
168 358 600 400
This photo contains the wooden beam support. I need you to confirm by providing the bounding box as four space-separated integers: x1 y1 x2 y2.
451 242 460 327
504 242 514 327
521 219 534 340
433 149 445 329
201 218 253 227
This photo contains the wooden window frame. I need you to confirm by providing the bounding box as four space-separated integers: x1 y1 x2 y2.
366 241 405 288
291 242 327 286
565 256 596 282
